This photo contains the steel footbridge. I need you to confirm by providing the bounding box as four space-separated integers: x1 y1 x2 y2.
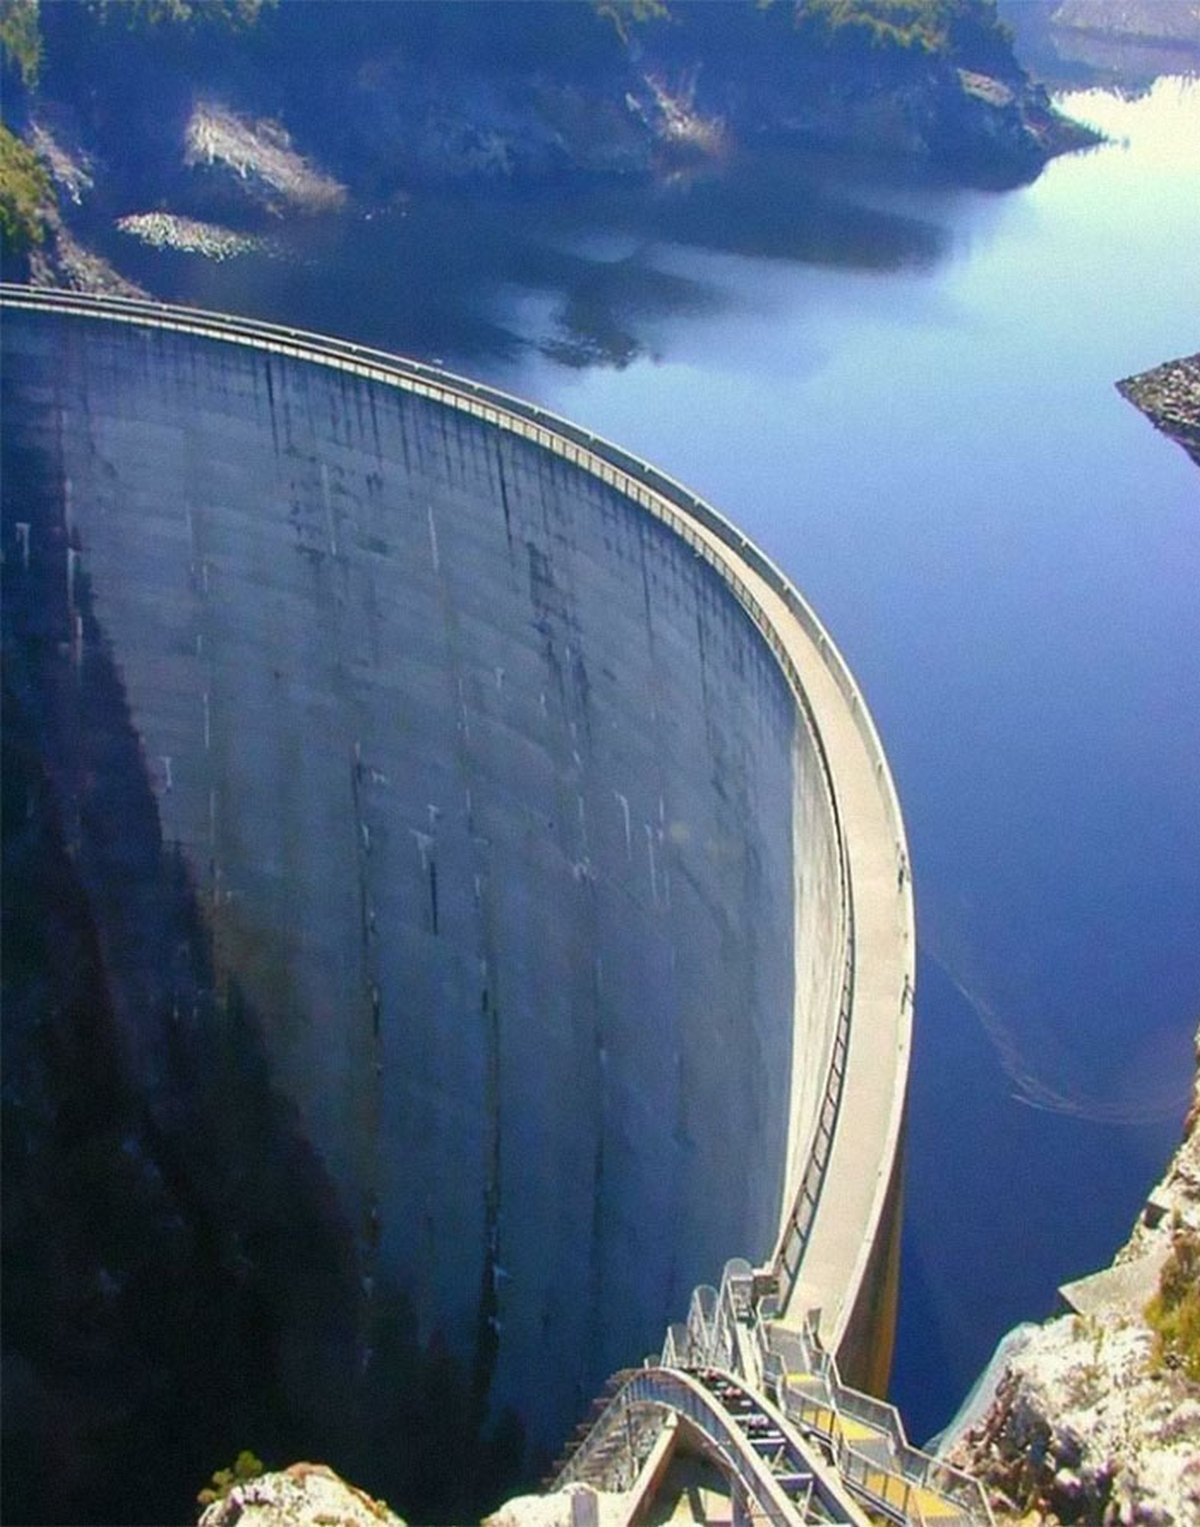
550 1260 993 1526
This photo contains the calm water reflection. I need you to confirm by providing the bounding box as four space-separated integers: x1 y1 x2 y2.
121 76 1200 1441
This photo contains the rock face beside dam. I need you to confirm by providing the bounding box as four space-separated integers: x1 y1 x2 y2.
0 292 908 1525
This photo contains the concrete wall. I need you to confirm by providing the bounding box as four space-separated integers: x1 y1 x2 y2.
2 303 858 1456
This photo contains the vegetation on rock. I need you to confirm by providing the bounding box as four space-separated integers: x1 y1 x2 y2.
89 0 275 24
0 121 49 251
0 0 1079 209
792 0 1016 65
195 1462 406 1527
197 1449 266 1508
1145 1228 1200 1382
0 0 40 85
1 0 274 99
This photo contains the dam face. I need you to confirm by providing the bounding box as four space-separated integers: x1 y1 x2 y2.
1 292 907 1522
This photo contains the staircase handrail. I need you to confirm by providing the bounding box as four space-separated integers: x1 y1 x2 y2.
554 1366 861 1524
773 1319 993 1523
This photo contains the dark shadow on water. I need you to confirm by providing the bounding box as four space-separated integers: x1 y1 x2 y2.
81 146 948 374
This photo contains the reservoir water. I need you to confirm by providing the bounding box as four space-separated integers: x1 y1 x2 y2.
99 75 1200 1443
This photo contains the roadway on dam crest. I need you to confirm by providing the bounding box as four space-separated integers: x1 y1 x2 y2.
0 284 914 1385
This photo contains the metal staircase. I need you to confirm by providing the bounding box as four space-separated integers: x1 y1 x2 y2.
552 1362 869 1524
551 1259 994 1527
766 1330 986 1525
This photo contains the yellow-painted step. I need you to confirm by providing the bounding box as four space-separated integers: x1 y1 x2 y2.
857 1467 963 1523
836 1416 882 1444
909 1485 963 1519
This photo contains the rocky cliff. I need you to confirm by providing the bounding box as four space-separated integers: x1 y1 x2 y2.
1117 355 1200 472
946 1026 1200 1524
2 1 1095 284
196 1463 406 1527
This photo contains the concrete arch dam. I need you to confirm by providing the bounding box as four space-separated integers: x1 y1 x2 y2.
0 287 913 1512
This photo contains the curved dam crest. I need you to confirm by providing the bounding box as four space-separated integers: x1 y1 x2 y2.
0 288 911 1520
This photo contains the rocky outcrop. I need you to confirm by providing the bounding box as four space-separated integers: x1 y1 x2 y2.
197 1463 405 1527
484 1482 630 1527
1050 1 1200 51
26 115 93 206
115 210 276 261
947 1026 1200 1523
0 3 1104 300
4 115 144 296
184 101 346 214
27 217 148 298
6 3 1095 217
1117 356 1200 471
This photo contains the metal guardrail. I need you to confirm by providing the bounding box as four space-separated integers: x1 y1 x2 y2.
774 892 855 1289
666 1262 993 1525
556 1364 864 1525
0 283 878 1309
769 1314 993 1525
